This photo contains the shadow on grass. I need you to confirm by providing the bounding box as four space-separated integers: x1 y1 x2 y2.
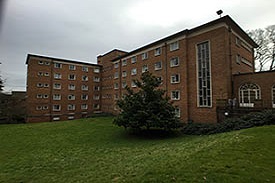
117 128 183 140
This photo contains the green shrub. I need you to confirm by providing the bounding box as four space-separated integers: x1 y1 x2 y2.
182 110 275 135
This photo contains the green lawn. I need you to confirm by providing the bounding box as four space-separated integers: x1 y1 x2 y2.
0 117 275 182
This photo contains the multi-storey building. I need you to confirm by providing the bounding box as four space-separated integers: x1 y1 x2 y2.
26 15 275 123
26 54 102 122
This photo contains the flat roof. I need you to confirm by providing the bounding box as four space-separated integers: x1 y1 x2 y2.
26 54 101 67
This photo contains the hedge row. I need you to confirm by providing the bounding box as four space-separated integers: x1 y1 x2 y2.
182 110 275 135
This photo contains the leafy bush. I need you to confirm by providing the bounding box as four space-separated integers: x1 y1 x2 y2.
182 110 275 135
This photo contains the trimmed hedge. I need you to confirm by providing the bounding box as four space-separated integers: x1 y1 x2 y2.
182 110 275 135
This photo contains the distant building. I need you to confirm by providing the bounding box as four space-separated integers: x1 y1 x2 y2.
26 15 275 123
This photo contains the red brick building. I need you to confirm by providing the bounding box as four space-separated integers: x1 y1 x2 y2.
26 15 275 123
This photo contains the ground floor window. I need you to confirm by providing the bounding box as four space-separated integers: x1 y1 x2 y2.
239 83 260 107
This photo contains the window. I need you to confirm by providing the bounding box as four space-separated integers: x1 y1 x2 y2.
114 63 119 69
53 117 60 121
171 74 180 84
131 80 137 88
239 83 261 107
43 94 49 99
236 37 241 46
122 71 127 77
54 73 61 79
82 75 88 81
54 62 62 68
122 59 127 66
171 91 180 100
175 107 180 117
114 72 119 79
53 94 61 100
81 94 88 100
68 84 75 90
94 86 100 91
37 94 43 99
197 41 212 107
44 83 49 88
43 106 49 110
122 81 127 88
45 61 50 65
81 104 88 110
69 65 76 70
82 66 88 72
170 41 179 51
82 85 88 91
272 85 275 108
114 83 119 89
131 68 137 75
142 65 148 73
44 72 49 77
156 76 163 84
94 76 100 82
142 52 148 60
38 61 44 65
37 83 43 87
38 72 43 76
154 61 162 70
94 68 100 73
68 94 76 100
68 116 75 120
170 57 180 67
94 104 100 109
36 106 42 110
155 47 161 56
68 74 76 80
68 104 75 111
53 105 61 111
54 83 61 89
93 95 100 100
131 56 137 64
236 54 241 64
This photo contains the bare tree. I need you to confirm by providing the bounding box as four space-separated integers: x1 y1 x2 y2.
248 25 275 71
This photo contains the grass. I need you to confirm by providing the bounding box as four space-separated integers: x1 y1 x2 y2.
0 117 275 182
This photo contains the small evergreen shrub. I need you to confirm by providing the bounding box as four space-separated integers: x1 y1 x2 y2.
182 110 275 135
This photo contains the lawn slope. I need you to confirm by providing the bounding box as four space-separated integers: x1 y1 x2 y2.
0 117 275 182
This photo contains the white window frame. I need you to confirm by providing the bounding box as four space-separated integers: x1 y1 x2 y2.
82 75 88 81
122 71 127 77
239 83 261 107
131 68 137 76
122 59 127 66
114 72 119 79
69 65 76 70
170 57 180 67
54 73 62 79
142 65 148 73
170 41 179 51
82 85 88 91
142 52 148 60
94 68 100 73
94 76 100 82
114 63 119 69
171 74 180 84
38 61 44 65
155 47 161 56
53 83 61 89
131 81 137 88
54 62 62 69
154 61 162 70
68 84 75 90
53 94 61 100
53 105 61 111
131 56 137 64
114 83 119 89
171 90 180 100
82 66 88 72
81 104 88 110
68 104 75 111
175 107 180 118
94 86 100 91
81 94 88 100
68 74 76 80
68 94 76 100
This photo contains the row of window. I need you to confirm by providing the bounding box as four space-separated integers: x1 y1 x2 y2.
236 54 252 67
37 83 100 91
115 55 180 69
36 94 100 100
52 73 100 81
38 61 101 73
114 74 180 89
36 104 100 111
239 83 275 108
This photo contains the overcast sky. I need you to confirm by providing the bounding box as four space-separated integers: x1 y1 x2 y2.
0 0 274 92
